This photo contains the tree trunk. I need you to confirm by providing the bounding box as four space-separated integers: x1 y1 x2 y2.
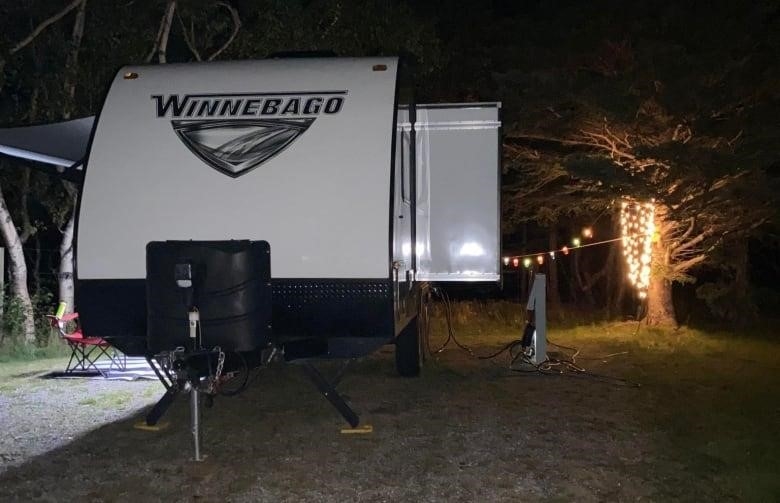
607 212 626 318
54 1 86 314
32 235 41 296
730 239 756 327
520 223 528 302
58 207 76 313
147 1 177 64
645 207 677 327
63 0 87 119
608 248 627 319
646 273 676 327
547 228 560 309
573 248 596 306
0 183 36 344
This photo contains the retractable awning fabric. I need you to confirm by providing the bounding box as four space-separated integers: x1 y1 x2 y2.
0 116 94 168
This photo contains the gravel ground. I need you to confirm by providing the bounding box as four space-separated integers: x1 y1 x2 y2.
0 325 779 502
0 361 160 471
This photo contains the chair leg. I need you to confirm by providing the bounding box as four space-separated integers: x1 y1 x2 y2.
103 347 127 376
90 346 113 377
65 343 79 373
66 343 94 373
72 344 106 376
109 349 127 372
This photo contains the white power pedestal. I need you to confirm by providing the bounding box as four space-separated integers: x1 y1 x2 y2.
526 273 547 365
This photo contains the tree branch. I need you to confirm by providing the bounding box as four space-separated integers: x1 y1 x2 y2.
177 12 202 61
671 231 708 257
146 0 176 63
19 168 36 245
63 0 87 119
674 216 696 243
673 254 707 274
8 0 84 55
206 2 241 61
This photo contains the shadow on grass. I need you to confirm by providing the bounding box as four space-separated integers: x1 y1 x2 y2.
1 327 778 501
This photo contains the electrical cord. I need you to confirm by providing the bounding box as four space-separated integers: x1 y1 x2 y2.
422 288 640 388
218 351 250 396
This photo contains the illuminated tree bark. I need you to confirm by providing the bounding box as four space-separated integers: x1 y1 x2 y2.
646 207 676 327
58 202 76 313
0 183 36 344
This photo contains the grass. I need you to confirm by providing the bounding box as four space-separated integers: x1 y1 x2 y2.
430 302 780 500
0 337 72 363
0 357 69 381
0 357 69 393
0 300 778 500
78 390 137 408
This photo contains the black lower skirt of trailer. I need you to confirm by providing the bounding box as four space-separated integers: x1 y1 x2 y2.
77 277 395 358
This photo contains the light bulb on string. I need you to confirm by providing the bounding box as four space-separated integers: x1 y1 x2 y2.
523 257 532 268
582 227 593 239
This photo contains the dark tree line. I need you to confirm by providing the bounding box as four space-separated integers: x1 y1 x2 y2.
0 1 778 343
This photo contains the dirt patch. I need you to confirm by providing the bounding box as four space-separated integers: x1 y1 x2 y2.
1 327 779 501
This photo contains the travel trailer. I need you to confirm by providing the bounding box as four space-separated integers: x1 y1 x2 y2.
0 57 501 455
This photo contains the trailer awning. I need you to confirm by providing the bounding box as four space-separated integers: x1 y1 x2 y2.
0 116 94 168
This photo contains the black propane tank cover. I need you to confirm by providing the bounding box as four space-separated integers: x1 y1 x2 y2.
146 240 272 353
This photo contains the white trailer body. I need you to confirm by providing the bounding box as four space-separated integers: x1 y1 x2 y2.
0 57 501 360
79 58 398 280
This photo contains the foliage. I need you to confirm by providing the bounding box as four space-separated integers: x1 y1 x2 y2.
1 287 65 357
479 1 780 323
0 1 778 330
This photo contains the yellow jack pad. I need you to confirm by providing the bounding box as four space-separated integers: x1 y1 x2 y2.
133 421 170 432
340 424 373 434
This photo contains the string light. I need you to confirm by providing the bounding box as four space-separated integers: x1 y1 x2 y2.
536 255 544 265
582 227 593 238
620 198 655 299
503 256 510 266
500 224 654 271
549 251 556 260
572 237 581 247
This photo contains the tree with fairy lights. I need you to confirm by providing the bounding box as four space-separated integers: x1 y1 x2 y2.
497 2 779 326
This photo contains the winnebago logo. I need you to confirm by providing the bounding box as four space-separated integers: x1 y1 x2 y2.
152 91 346 177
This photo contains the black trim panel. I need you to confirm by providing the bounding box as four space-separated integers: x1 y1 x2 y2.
272 278 394 341
76 277 394 357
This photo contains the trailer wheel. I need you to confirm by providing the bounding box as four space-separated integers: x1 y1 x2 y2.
395 316 421 377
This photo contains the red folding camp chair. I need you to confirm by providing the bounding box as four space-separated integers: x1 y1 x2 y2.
46 312 126 377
